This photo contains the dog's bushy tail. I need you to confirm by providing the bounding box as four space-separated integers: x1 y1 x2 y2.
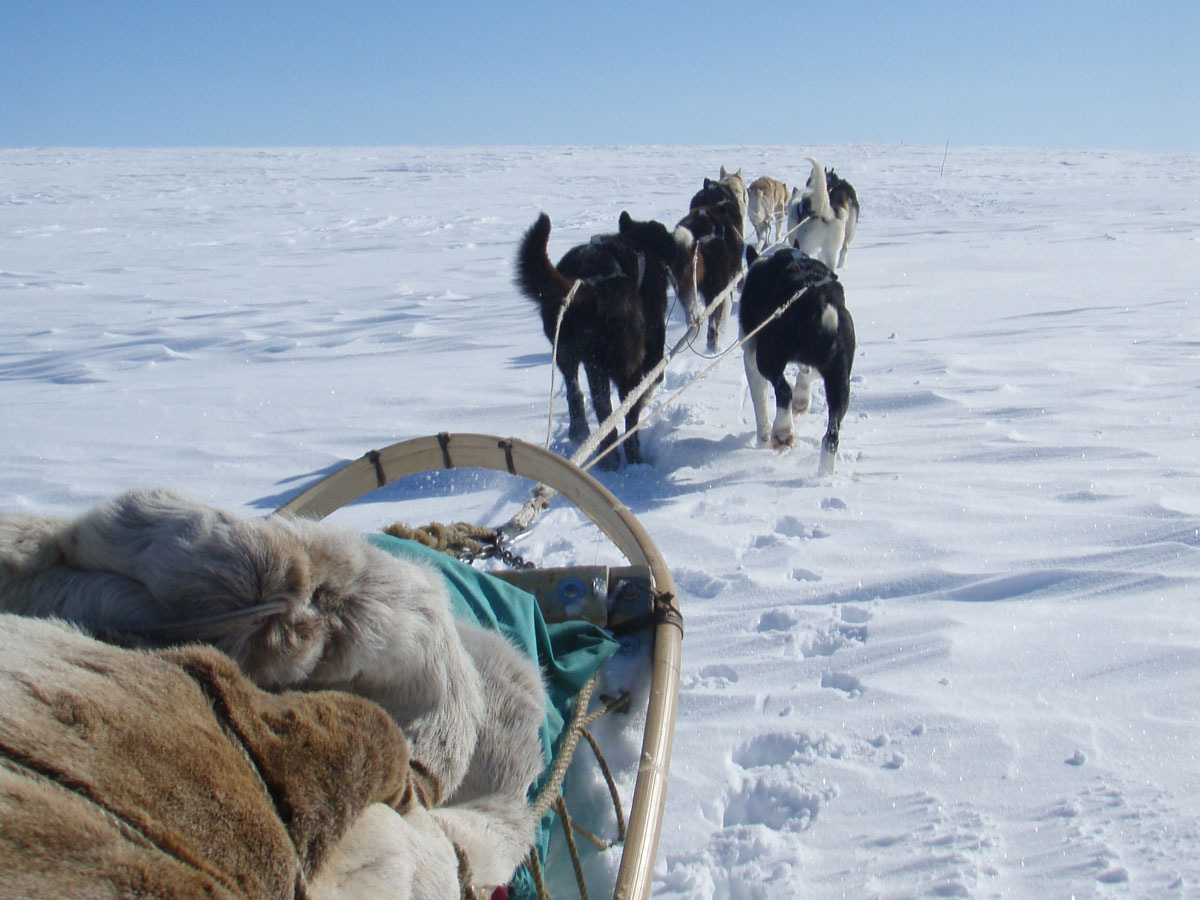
514 213 573 312
804 157 833 222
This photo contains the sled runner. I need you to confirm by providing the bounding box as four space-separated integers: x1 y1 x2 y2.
276 432 683 900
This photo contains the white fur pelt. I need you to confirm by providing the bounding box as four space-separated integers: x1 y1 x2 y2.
314 627 548 897
0 488 548 896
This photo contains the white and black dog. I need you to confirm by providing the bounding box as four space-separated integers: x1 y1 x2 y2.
515 211 677 468
739 246 856 474
786 157 860 269
672 174 747 352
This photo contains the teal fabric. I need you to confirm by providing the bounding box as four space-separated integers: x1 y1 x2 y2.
366 535 620 897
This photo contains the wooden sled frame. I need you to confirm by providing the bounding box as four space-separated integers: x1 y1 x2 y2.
276 433 682 900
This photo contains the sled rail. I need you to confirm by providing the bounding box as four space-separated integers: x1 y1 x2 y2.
276 433 682 900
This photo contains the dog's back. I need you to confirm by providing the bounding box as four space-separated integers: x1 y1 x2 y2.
740 248 849 358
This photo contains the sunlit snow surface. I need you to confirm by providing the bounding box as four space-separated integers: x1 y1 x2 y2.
3 145 1199 898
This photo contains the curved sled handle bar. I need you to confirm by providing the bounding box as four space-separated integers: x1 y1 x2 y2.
274 433 680 900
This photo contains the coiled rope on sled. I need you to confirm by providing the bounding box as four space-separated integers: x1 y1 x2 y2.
524 674 632 900
383 520 535 569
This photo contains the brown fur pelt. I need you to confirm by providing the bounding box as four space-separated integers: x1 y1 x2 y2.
0 614 427 900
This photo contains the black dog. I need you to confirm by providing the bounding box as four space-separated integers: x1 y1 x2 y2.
672 178 746 352
738 246 856 474
515 211 676 468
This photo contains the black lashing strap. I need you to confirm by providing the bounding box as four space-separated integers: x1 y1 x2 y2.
497 438 518 475
365 449 387 488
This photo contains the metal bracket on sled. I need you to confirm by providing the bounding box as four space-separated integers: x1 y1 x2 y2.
491 565 656 636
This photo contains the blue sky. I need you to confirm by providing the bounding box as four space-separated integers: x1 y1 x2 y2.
3 0 1197 150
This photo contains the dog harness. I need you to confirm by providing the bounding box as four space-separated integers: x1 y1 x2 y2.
587 235 646 289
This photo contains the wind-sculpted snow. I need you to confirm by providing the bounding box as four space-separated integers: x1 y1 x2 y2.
3 144 1199 897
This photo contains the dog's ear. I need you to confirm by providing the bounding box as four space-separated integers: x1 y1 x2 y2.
704 177 716 189
720 166 728 178
618 210 632 233
746 246 759 266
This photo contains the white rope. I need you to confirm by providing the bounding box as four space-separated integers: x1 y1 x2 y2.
583 285 811 471
501 277 738 537
501 280 811 537
568 272 743 469
545 280 582 449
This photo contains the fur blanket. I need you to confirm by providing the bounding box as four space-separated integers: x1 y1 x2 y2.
0 614 446 899
0 489 549 898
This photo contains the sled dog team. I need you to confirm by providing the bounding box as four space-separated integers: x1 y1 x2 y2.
516 156 861 476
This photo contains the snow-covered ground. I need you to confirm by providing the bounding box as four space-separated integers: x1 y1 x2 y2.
3 144 1198 898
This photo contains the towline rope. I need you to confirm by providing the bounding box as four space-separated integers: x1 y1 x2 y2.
502 268 818 539
545 280 582 449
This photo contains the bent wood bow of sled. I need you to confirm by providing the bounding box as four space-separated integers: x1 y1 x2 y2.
276 432 683 900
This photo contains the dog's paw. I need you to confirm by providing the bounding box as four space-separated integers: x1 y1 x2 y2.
596 452 621 472
790 398 811 415
771 432 796 450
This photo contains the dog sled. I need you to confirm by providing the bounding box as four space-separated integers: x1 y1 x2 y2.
276 432 683 900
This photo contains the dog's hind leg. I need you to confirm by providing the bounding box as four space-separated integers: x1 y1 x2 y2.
791 365 818 414
768 371 797 449
584 363 621 469
817 358 852 474
707 284 734 353
616 377 648 466
837 208 858 269
707 307 724 354
742 341 774 447
560 359 590 443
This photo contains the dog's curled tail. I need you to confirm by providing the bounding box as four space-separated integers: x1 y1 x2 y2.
805 157 833 222
514 213 573 310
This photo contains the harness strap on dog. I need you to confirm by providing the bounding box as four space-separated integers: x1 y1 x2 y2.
582 235 645 289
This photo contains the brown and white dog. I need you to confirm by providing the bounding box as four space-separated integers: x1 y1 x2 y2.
786 157 860 269
672 171 747 352
747 175 789 247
